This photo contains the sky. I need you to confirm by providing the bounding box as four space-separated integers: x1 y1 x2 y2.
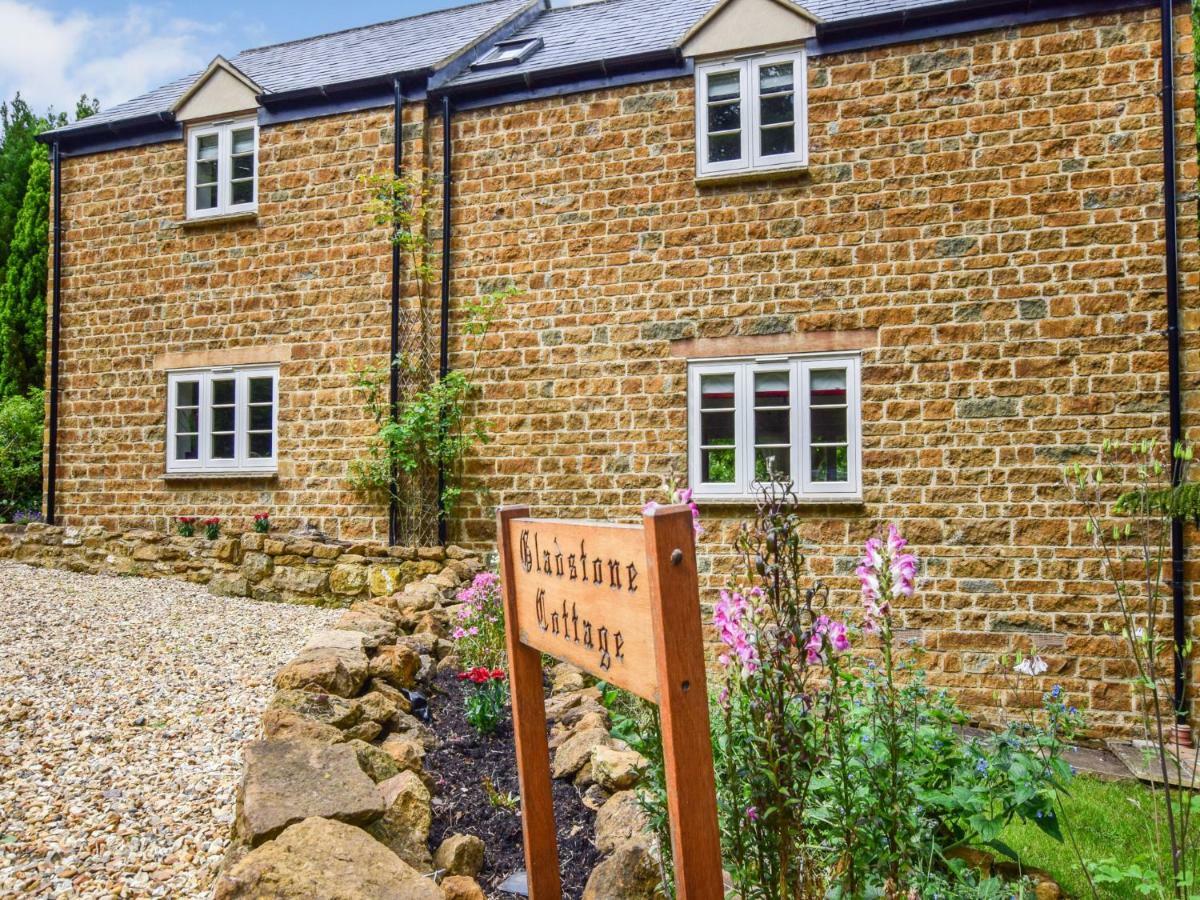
0 0 469 119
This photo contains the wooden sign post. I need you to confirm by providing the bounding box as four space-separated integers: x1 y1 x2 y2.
497 504 723 900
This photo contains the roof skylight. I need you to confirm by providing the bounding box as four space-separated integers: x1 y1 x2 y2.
471 37 544 70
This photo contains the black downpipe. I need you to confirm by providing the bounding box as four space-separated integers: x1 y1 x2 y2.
46 142 62 525
437 95 452 546
1158 1 1187 725
388 79 403 546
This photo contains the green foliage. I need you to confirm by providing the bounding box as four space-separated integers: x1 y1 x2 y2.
0 144 49 397
0 388 43 519
460 668 507 736
0 93 97 401
349 172 520 529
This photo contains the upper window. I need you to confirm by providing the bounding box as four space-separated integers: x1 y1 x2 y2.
186 119 258 219
695 49 807 177
687 353 861 500
166 365 277 474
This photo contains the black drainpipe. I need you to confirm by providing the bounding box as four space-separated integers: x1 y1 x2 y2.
1158 0 1187 729
437 95 453 546
388 78 403 546
46 142 63 525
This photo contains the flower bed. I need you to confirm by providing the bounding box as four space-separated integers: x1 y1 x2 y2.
213 555 659 900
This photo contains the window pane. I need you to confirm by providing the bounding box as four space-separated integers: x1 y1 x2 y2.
176 381 199 407
811 445 848 483
212 433 235 459
195 159 218 185
700 374 734 409
755 409 789 446
195 185 217 210
232 154 253 180
175 408 198 434
231 180 254 205
249 432 273 459
196 134 218 160
761 125 795 157
754 371 788 405
213 379 235 405
810 369 847 404
759 62 794 92
212 406 235 433
249 377 273 403
231 128 255 155
701 411 735 447
760 92 794 126
703 447 735 483
249 405 272 431
707 70 740 101
708 133 741 163
756 447 790 481
811 407 847 445
707 101 740 133
176 434 198 460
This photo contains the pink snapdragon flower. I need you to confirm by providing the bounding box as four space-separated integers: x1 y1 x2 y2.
856 524 918 632
804 615 851 665
714 588 757 675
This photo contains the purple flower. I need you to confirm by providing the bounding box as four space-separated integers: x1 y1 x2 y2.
856 524 917 630
804 615 851 665
713 588 757 675
745 805 758 821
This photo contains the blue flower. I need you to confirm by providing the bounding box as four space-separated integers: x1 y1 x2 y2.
975 758 989 775
1051 685 1062 699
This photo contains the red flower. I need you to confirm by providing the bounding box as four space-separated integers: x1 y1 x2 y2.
490 668 506 680
254 513 269 521
178 516 196 524
202 517 220 526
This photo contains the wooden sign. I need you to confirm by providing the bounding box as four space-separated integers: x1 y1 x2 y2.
497 504 723 900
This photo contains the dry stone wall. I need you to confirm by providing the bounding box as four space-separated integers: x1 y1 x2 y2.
0 523 476 608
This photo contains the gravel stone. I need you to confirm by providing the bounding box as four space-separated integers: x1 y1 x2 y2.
0 563 340 898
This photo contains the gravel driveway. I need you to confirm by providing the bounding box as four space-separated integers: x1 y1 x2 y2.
0 563 341 898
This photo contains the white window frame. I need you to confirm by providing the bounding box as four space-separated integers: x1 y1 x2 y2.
166 365 278 474
687 352 861 501
185 118 258 219
695 47 808 178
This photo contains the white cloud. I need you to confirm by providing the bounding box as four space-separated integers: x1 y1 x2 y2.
0 1 248 118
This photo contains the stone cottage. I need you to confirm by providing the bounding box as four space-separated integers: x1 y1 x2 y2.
39 0 1199 732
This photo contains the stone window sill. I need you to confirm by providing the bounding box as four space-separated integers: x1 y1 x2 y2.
695 166 810 188
175 211 259 229
694 495 863 507
162 471 278 482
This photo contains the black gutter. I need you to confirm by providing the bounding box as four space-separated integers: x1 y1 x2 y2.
388 79 404 546
45 142 62 525
437 95 453 546
1158 0 1187 727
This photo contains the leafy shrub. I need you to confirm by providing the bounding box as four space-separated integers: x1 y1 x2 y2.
0 388 41 520
627 480 1079 899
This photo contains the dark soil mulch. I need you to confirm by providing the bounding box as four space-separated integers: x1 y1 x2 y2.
425 669 601 899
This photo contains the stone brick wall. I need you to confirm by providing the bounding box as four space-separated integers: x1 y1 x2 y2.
0 523 476 607
49 104 431 541
47 5 1200 733
442 7 1200 735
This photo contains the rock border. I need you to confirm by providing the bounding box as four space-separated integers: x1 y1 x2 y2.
213 553 663 899
0 522 474 607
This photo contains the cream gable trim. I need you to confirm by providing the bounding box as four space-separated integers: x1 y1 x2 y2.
172 56 262 122
680 0 820 59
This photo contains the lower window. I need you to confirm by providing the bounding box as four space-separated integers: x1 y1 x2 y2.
166 365 278 473
687 353 861 500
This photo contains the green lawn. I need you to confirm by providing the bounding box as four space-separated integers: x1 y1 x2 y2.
998 776 1171 898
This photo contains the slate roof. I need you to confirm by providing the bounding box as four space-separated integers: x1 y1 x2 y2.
42 0 1056 138
45 0 533 136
